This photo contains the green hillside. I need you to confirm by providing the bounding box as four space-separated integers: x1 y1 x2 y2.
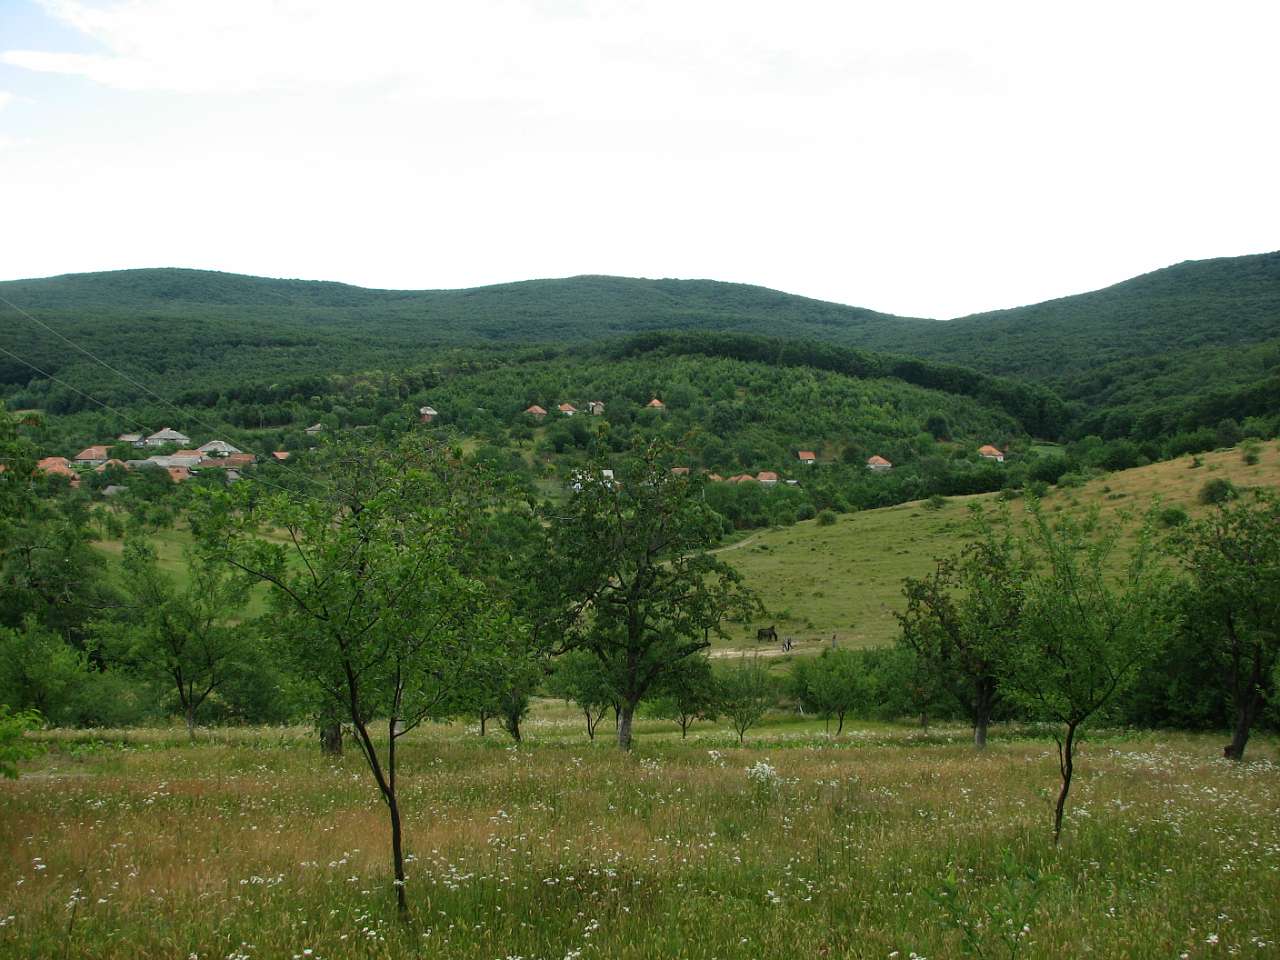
3 253 1276 445
723 441 1280 652
902 251 1280 380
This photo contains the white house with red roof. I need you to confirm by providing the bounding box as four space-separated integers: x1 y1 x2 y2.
797 450 816 465
978 444 1005 463
866 455 893 472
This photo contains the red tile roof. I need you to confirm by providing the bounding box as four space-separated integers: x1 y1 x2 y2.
95 458 127 473
866 455 892 467
646 398 665 408
558 403 577 414
525 405 547 416
166 466 190 483
978 445 1004 457
74 445 111 461
797 451 816 461
272 451 291 461
36 456 76 477
756 471 779 483
671 467 690 475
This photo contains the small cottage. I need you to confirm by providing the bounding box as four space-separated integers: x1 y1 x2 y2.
418 406 438 424
304 423 325 436
797 450 817 465
588 401 605 416
866 455 892 472
73 445 111 466
198 440 242 456
756 471 779 486
558 403 577 416
978 445 1005 463
645 398 665 412
525 405 548 420
145 427 191 447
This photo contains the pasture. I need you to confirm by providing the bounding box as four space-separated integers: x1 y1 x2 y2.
2 711 1277 959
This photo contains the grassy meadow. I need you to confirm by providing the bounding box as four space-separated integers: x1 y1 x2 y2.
2 712 1277 959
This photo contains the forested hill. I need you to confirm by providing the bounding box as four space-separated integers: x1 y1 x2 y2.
899 251 1280 380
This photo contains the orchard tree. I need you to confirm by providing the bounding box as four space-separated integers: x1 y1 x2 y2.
94 539 252 740
548 442 760 750
1177 490 1280 761
896 519 1025 748
647 654 718 738
790 648 866 735
547 650 618 741
1001 503 1172 844
718 655 776 744
200 438 512 919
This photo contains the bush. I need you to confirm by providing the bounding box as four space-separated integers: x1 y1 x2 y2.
1199 478 1237 505
816 509 838 526
924 495 947 511
1156 505 1190 528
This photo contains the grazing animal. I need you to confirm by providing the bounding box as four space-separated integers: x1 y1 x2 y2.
757 625 778 643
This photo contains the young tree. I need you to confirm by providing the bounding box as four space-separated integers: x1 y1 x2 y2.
0 705 42 779
200 438 511 918
94 539 252 740
1001 503 1172 843
896 522 1025 748
547 650 617 741
790 648 865 734
647 654 718 738
548 442 760 750
1176 490 1280 761
718 655 776 744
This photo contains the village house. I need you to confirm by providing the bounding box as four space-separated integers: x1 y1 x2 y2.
418 406 438 423
198 440 242 456
978 444 1005 463
36 456 77 479
272 451 291 462
117 432 145 447
726 473 756 484
646 398 666 412
305 423 325 436
147 453 203 469
866 455 893 472
671 467 690 476
94 458 127 473
588 401 605 416
756 471 779 486
797 450 817 465
525 404 547 420
203 452 256 469
558 403 577 416
145 427 191 448
73 445 111 466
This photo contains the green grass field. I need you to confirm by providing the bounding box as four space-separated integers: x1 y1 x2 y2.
3 712 1276 959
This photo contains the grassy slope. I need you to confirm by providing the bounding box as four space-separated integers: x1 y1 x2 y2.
724 442 1280 652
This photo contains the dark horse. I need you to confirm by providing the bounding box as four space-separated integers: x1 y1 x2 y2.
756 625 778 643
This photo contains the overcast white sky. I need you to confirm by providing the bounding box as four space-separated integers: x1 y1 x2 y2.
0 0 1277 318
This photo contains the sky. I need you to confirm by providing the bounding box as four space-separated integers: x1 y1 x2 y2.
0 0 1277 319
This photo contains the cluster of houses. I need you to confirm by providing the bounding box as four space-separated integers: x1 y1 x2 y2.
33 427 291 489
524 398 657 419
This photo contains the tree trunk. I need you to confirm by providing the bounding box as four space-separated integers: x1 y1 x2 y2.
479 711 487 737
584 708 596 741
835 711 845 735
185 704 196 742
388 781 408 918
505 713 522 743
320 722 343 756
680 717 690 739
974 716 989 750
617 700 635 751
1053 722 1078 845
1225 689 1262 761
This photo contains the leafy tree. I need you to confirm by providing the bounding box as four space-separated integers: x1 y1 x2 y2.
1000 503 1172 843
0 705 41 779
94 539 252 740
646 655 718 738
201 437 512 918
0 617 93 723
548 442 760 750
790 648 867 734
547 650 618 741
1176 490 1280 760
896 521 1025 748
717 655 776 744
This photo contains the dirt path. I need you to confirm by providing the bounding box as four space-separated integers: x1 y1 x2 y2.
709 532 763 555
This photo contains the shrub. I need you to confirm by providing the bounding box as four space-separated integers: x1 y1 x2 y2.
924 495 947 511
816 509 838 526
1157 505 1190 528
1199 478 1237 505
